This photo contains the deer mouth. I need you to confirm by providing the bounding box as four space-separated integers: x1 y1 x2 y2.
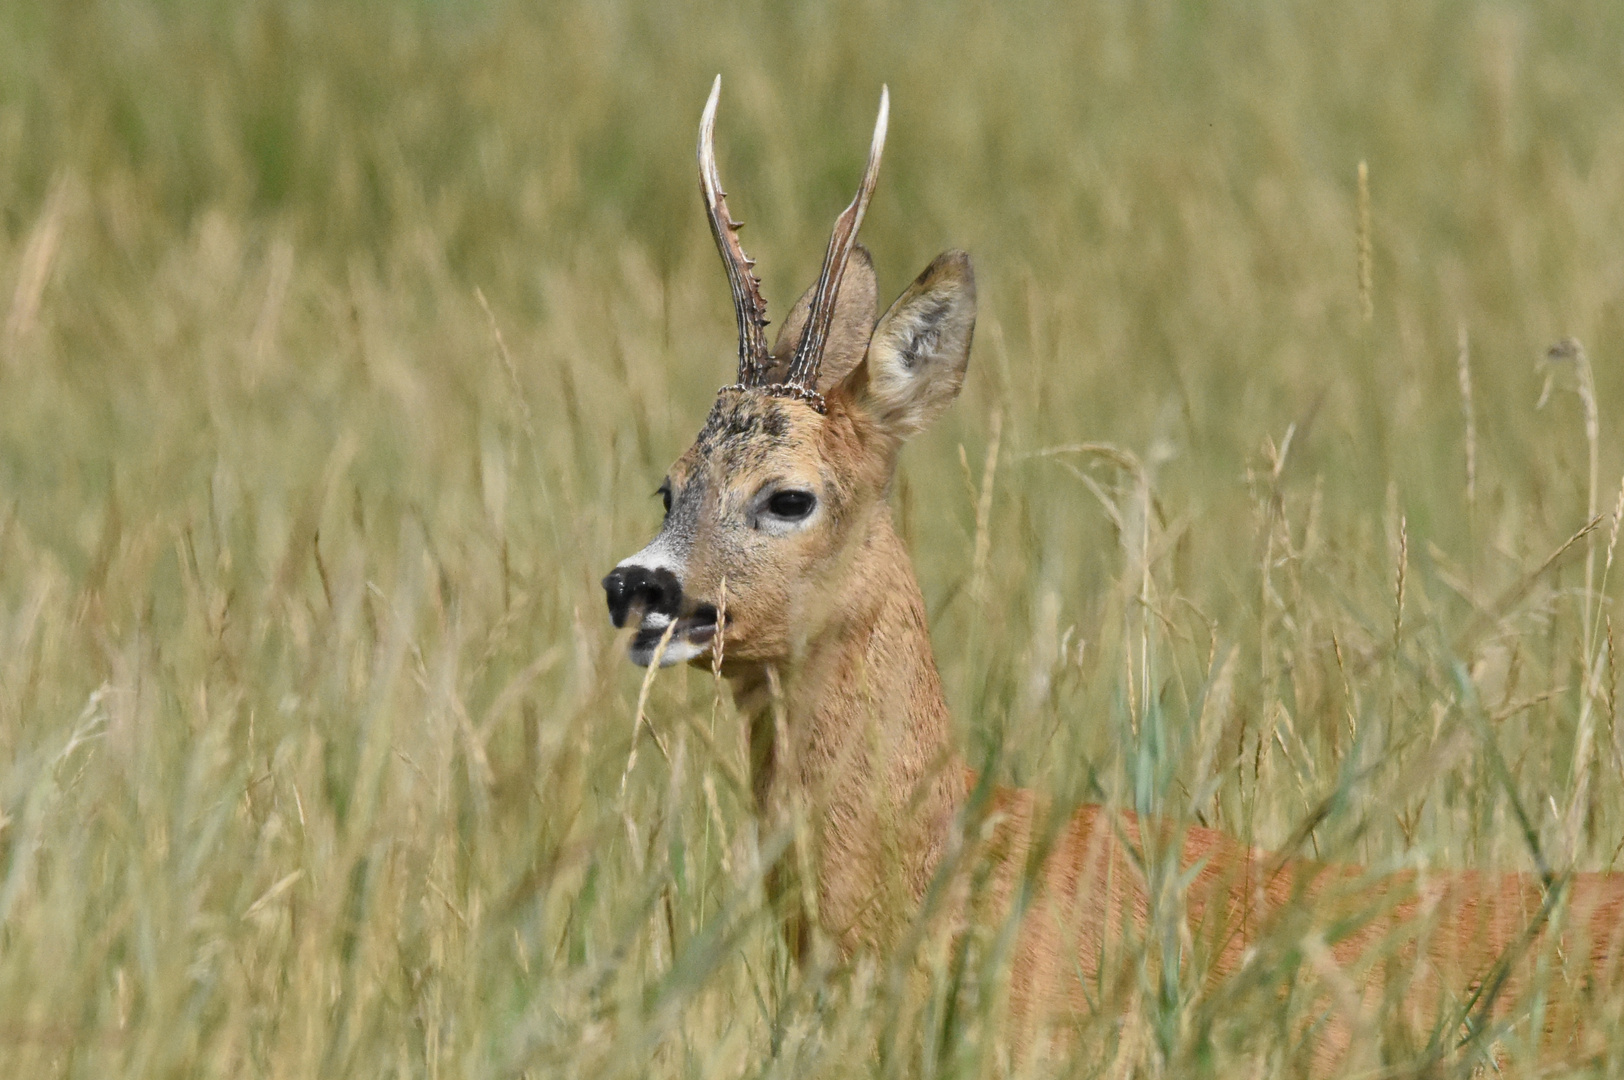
629 603 720 667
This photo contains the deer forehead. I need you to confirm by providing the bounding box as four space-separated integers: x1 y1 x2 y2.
673 390 839 496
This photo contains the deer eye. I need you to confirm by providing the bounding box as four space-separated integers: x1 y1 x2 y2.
765 490 816 520
657 482 673 518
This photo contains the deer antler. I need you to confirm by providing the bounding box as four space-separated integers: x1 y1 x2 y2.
784 85 889 395
698 75 771 387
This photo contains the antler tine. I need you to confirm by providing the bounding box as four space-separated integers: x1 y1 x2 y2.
698 75 771 386
785 85 889 392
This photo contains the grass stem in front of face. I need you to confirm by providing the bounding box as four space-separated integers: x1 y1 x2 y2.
623 620 678 803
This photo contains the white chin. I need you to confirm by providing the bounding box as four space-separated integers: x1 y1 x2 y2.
628 635 712 668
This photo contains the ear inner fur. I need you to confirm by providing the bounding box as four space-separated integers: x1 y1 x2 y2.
846 249 976 438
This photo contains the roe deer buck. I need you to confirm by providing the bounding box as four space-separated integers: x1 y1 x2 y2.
601 77 1624 1071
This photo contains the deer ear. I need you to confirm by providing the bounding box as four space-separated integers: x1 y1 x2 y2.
843 250 975 438
768 245 877 391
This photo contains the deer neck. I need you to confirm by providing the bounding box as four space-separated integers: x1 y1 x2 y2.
725 505 965 953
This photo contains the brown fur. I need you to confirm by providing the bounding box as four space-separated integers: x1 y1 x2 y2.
973 781 1624 1068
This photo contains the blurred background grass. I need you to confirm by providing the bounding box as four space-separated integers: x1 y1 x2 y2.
2 0 1623 1075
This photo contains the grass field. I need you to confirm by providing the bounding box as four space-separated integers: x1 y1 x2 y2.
2 0 1623 1075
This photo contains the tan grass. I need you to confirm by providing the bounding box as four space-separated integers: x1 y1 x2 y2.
0 1 1622 1076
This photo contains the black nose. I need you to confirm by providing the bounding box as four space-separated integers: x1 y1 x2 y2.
602 565 684 628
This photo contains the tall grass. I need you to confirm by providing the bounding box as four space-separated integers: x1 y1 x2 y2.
1 0 1622 1075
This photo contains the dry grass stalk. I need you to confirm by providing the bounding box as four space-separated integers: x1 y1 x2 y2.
1457 321 1476 519
1540 339 1601 646
969 405 1004 612
1357 159 1374 324
3 174 71 353
622 619 677 801
1394 513 1408 648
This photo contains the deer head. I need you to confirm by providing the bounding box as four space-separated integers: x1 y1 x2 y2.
603 77 976 669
